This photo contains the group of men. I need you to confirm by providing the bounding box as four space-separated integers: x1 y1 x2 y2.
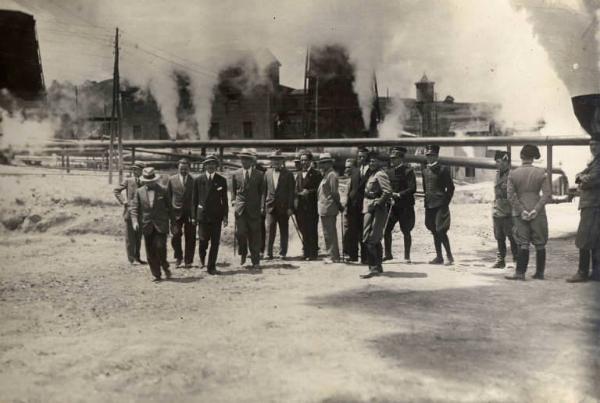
113 140 600 284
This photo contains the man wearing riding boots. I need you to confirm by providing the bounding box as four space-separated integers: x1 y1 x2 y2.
360 151 392 279
383 146 416 263
491 150 518 269
505 144 551 281
422 145 455 265
567 139 600 283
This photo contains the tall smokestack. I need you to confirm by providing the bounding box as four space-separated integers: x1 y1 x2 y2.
572 94 600 140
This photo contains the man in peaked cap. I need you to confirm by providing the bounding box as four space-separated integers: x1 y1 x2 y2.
295 149 322 260
113 161 146 265
383 146 416 263
318 152 344 263
191 154 228 275
167 158 196 268
491 150 518 269
505 144 551 281
231 148 265 269
422 144 455 265
130 167 172 282
345 146 372 263
263 150 295 259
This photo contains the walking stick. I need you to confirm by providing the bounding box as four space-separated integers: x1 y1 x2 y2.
383 199 395 231
233 216 237 256
290 214 304 245
340 211 345 263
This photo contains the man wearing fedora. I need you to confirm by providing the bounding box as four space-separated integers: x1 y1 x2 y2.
505 144 551 281
263 150 295 259
113 161 146 265
345 146 372 263
130 167 172 282
360 151 393 278
295 149 322 261
317 153 343 263
383 146 416 263
567 139 600 282
191 155 228 275
491 150 518 269
232 148 265 269
422 144 455 265
167 158 196 268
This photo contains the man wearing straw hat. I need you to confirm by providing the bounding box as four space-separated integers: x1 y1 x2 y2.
317 153 343 263
167 158 196 268
360 151 392 278
113 161 146 265
264 150 295 260
295 149 322 261
231 148 265 269
191 154 228 275
131 167 172 282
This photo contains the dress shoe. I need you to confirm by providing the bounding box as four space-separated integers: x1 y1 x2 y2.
360 271 381 279
240 254 247 266
184 264 192 269
532 273 544 280
176 259 183 268
251 264 261 270
265 255 274 260
136 259 147 265
152 277 162 283
383 255 393 262
566 272 588 283
207 269 219 275
491 258 506 269
505 272 525 280
279 255 287 260
404 259 412 264
429 256 444 265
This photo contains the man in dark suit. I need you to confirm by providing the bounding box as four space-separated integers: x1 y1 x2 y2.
295 149 322 260
191 155 228 275
344 146 372 263
131 167 172 282
167 158 195 268
263 150 295 259
113 162 146 264
232 148 265 269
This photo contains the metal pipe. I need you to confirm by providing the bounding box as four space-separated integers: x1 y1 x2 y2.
46 135 591 149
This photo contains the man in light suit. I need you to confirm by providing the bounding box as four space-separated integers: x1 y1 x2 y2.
318 153 344 263
232 148 265 269
263 150 295 259
113 162 146 264
131 167 172 282
167 158 196 268
191 155 228 275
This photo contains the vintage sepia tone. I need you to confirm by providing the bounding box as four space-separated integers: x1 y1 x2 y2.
0 0 599 402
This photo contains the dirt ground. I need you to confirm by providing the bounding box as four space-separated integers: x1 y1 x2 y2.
0 166 599 403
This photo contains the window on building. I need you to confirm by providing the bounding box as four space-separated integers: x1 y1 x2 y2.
243 121 253 139
209 122 220 139
133 125 142 139
465 167 476 178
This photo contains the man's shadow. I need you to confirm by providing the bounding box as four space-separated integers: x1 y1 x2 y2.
379 271 428 279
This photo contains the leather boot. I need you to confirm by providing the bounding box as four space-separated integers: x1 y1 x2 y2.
532 249 545 280
506 249 528 280
492 252 506 269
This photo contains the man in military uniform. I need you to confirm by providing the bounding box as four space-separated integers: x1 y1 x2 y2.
422 145 455 265
113 162 146 264
491 151 518 268
360 152 393 278
383 146 416 263
295 150 322 261
567 139 600 282
345 147 372 263
505 144 551 280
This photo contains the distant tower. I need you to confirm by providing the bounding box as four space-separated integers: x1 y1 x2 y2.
415 73 437 135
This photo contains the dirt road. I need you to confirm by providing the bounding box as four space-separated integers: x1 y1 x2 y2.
0 168 598 402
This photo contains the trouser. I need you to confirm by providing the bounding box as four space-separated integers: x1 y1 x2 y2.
261 215 266 254
266 212 289 257
578 248 600 278
125 217 143 262
296 211 319 258
198 220 222 272
344 209 366 261
425 207 453 259
143 227 169 279
364 207 386 272
320 215 340 260
171 215 196 264
384 205 415 260
493 216 518 261
236 212 262 265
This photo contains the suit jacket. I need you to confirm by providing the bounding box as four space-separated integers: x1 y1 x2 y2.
263 168 295 215
362 169 392 214
507 163 551 216
295 168 322 216
191 172 229 223
318 169 342 216
231 168 265 218
167 174 194 220
130 185 171 235
113 177 142 220
347 166 372 211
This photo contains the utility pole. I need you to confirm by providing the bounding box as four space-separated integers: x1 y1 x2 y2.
115 28 123 184
302 47 310 138
109 27 122 184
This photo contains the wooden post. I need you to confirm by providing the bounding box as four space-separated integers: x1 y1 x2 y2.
61 149 65 169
